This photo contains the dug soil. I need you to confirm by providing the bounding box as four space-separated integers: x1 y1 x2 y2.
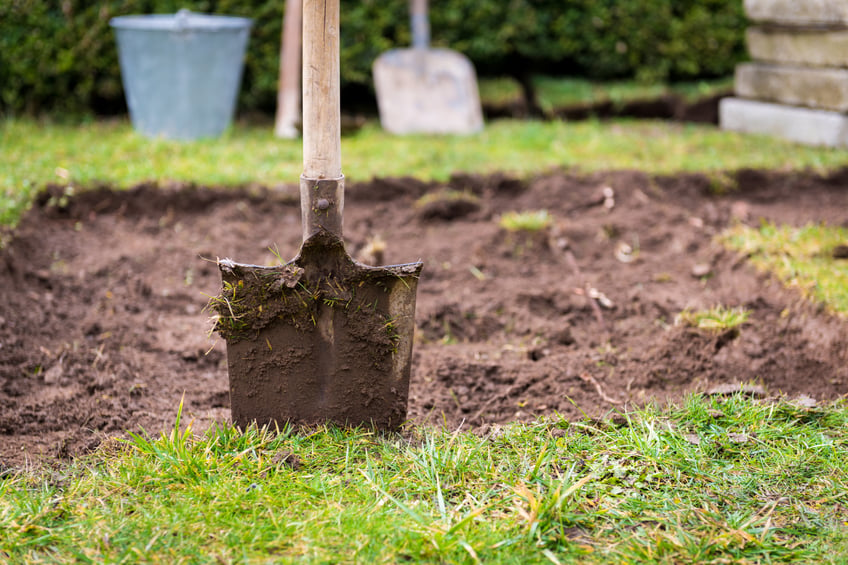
2 168 847 468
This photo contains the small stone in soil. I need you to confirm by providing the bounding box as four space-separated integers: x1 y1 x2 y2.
691 263 712 278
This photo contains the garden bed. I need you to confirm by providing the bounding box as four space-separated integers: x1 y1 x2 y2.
1 168 847 468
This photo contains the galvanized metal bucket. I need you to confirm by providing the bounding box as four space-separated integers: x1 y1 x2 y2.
110 10 252 140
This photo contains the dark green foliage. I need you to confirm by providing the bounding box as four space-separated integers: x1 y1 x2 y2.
0 0 747 117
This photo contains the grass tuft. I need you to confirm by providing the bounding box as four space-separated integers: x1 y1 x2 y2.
498 210 553 233
675 305 750 333
721 222 848 315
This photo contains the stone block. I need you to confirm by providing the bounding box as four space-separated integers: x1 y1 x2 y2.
745 0 848 25
747 27 848 68
735 62 848 112
720 97 848 147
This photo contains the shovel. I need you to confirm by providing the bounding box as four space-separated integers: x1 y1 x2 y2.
373 0 484 135
213 0 423 430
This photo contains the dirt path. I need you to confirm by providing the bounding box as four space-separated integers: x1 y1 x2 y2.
2 169 847 468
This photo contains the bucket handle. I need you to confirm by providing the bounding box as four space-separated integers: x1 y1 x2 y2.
176 8 191 33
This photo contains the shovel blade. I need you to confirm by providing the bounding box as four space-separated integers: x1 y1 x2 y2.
216 231 422 430
373 48 484 135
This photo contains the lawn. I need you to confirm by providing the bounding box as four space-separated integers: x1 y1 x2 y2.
2 396 847 563
2 114 848 563
4 115 848 226
477 75 735 115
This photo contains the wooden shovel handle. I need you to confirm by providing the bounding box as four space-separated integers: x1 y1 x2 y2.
302 0 341 179
410 0 430 49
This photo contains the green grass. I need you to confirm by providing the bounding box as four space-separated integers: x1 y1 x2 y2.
722 222 848 316
4 108 848 562
478 77 525 106
478 76 734 114
676 306 751 333
498 210 553 233
534 76 734 110
5 116 848 226
2 395 847 563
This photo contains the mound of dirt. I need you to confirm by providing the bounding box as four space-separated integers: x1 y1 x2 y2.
2 169 847 468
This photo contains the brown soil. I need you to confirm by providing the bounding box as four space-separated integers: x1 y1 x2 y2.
2 168 848 469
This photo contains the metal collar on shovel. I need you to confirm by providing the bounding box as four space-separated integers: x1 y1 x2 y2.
213 0 423 430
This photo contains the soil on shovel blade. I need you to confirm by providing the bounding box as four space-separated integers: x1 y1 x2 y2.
2 168 848 468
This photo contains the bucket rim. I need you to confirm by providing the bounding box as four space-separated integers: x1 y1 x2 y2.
110 12 253 32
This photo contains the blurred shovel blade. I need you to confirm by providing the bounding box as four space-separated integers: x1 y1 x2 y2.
373 48 484 135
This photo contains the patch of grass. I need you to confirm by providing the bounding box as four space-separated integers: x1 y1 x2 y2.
477 76 735 112
669 77 736 103
4 117 848 226
706 171 739 195
676 305 750 332
534 76 661 115
478 76 524 106
531 76 734 115
1 395 847 563
498 210 553 233
721 222 848 316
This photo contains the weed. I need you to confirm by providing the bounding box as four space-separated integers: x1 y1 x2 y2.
266 244 284 265
497 210 553 257
204 279 251 338
706 171 738 195
676 305 750 332
498 210 552 233
382 316 401 353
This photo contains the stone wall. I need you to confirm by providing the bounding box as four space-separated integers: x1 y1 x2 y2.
720 0 848 147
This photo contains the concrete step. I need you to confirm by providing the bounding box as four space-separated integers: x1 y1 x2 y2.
745 0 848 26
747 27 848 68
720 97 848 147
736 62 848 112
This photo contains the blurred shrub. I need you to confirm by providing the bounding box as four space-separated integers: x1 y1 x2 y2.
0 0 747 117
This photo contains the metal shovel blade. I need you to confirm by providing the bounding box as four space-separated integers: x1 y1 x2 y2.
214 178 422 430
373 0 483 135
373 48 484 135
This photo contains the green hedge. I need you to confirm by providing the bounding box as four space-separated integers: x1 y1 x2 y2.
0 0 747 117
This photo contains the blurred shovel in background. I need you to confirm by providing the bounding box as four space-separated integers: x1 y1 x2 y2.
213 0 423 430
373 0 484 134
